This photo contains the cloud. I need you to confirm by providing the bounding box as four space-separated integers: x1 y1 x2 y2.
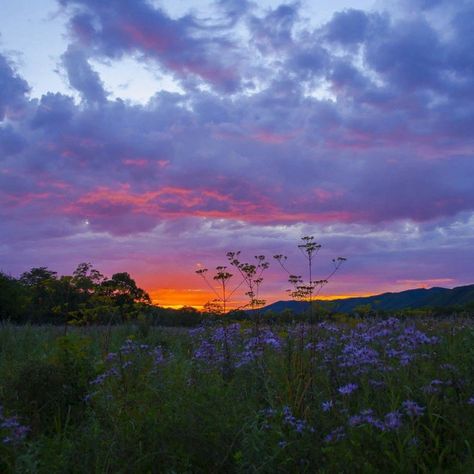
248 3 300 54
0 125 25 156
365 18 443 91
59 0 243 92
324 9 372 45
0 53 30 120
213 0 253 26
62 46 108 103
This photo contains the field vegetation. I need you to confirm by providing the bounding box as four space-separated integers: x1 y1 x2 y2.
2 238 474 472
1 316 474 472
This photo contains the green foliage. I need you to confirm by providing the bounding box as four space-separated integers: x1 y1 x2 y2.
0 272 28 322
0 263 153 325
3 334 94 434
0 320 473 472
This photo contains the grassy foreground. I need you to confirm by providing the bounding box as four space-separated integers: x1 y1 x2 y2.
1 317 474 473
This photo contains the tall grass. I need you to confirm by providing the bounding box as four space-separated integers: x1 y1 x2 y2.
1 317 474 472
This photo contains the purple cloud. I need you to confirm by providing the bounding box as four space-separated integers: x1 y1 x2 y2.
249 3 299 54
62 46 108 103
0 125 25 156
0 53 29 120
59 0 242 92
324 9 372 45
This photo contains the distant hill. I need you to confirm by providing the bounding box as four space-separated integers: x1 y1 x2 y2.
260 284 474 314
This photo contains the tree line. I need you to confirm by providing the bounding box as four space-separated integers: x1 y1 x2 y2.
2 262 473 326
0 263 152 324
0 263 243 326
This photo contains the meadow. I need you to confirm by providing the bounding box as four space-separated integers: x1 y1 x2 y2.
1 316 474 473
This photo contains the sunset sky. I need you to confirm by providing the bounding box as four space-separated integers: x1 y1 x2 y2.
1 0 473 308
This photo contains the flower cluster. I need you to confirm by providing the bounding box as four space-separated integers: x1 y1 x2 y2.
87 338 169 400
332 400 425 440
0 406 29 445
192 323 282 369
260 406 315 436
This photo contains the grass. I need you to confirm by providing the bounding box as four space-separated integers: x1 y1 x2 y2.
1 317 474 473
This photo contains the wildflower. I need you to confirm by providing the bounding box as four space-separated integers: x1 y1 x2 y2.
295 420 306 433
402 400 425 418
281 406 315 434
260 407 277 417
0 414 30 445
338 383 358 395
423 379 444 394
105 352 117 362
339 343 379 371
282 406 296 426
384 411 403 431
90 367 119 385
348 409 376 427
321 400 333 412
370 419 387 431
120 339 138 355
324 426 346 443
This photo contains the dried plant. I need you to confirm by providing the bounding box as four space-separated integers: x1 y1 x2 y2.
196 253 270 314
274 236 346 321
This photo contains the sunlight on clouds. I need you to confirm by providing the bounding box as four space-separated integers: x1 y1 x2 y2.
90 57 184 103
302 80 337 102
403 221 420 236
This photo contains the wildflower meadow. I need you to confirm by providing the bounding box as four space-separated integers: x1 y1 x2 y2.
1 314 474 472
1 238 474 472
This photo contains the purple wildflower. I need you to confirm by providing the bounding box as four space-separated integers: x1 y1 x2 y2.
105 352 117 362
149 347 166 366
261 406 316 435
0 412 30 445
423 379 444 394
338 383 358 395
384 411 403 431
321 400 333 412
348 409 378 428
324 426 346 443
90 367 119 386
402 400 425 418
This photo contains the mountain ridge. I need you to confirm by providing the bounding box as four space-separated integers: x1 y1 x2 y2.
259 284 474 314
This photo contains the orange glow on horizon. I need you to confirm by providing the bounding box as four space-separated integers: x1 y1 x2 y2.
141 274 460 311
145 286 381 310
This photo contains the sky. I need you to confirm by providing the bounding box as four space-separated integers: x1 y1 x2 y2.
1 0 473 308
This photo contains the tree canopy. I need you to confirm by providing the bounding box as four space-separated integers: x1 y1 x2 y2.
0 264 152 325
